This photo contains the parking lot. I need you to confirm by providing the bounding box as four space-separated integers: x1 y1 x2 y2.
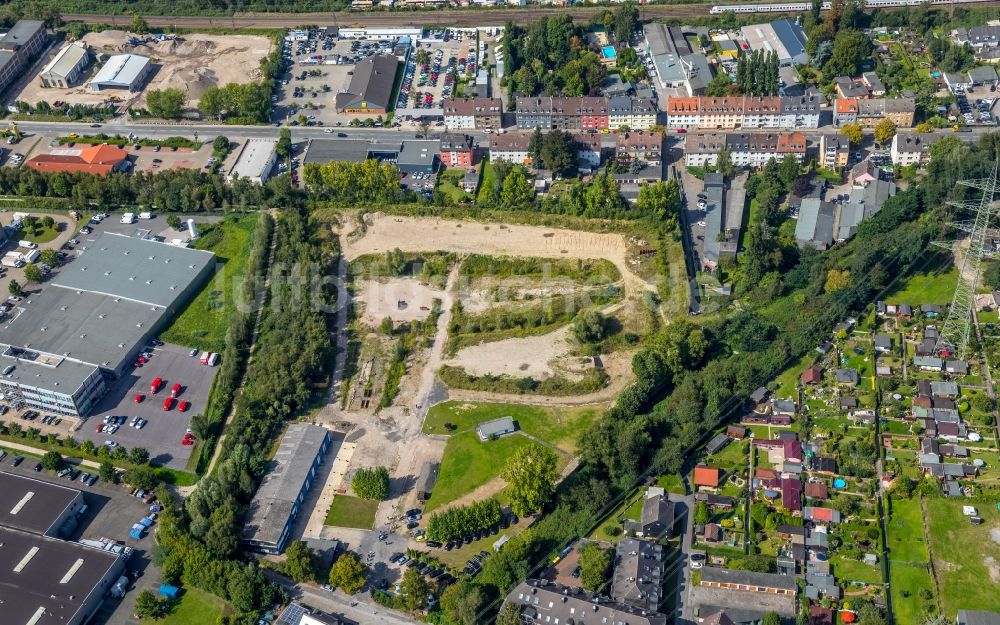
78 343 216 470
396 31 485 118
955 91 997 126
273 29 395 128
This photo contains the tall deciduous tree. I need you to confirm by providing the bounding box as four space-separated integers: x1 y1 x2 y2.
874 118 897 146
501 443 559 516
839 122 863 145
578 543 612 592
328 553 367 594
147 88 186 119
351 466 390 500
283 541 318 583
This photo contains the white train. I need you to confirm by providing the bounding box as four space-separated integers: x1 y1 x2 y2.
711 0 994 14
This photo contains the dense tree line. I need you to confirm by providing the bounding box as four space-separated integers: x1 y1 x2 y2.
734 50 779 96
503 16 607 100
154 205 338 624
303 159 407 205
427 498 502 542
0 165 298 211
192 213 273 473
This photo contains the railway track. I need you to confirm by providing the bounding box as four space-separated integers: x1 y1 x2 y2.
62 0 1000 29
61 5 747 29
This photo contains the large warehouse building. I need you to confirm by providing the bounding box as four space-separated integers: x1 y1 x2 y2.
0 472 128 625
0 233 215 417
39 41 91 88
89 53 152 92
242 424 335 554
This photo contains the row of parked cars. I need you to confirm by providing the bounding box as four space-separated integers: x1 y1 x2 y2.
390 552 457 587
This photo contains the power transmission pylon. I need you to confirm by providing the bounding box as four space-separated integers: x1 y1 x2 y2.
931 159 1000 358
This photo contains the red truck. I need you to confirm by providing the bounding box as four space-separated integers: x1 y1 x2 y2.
171 383 182 398
163 397 175 411
150 377 162 393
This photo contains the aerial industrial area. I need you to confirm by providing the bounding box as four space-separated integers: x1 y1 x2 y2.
0 2 998 625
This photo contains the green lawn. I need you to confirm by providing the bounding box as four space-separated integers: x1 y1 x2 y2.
437 167 473 203
773 351 813 398
589 487 644 543
10 223 61 245
160 216 259 353
925 497 1000 616
885 254 958 305
325 495 379 529
830 555 882 584
704 439 747 470
890 561 937 625
146 587 228 625
423 401 601 453
424 431 539 513
887 497 929 563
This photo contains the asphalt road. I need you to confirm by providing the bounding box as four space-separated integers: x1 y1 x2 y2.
13 117 997 151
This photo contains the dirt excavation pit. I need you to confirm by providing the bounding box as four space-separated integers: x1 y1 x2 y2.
16 31 272 109
445 326 581 381
358 278 443 326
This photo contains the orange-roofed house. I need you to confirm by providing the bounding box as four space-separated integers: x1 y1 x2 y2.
26 143 130 175
693 465 722 488
834 97 859 127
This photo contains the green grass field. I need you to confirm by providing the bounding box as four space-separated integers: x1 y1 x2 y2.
890 561 937 625
885 254 958 305
886 497 929 563
425 432 538 513
11 223 61 244
437 168 474 203
887 496 936 624
925 497 1000 616
160 216 258 353
589 487 644 543
772 351 813 398
830 555 882 585
146 587 228 625
324 495 379 529
423 401 601 453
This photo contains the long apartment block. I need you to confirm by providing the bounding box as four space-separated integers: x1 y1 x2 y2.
666 95 821 129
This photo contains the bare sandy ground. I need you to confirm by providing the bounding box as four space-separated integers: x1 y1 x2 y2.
446 326 578 380
346 215 653 298
357 278 443 326
17 31 271 109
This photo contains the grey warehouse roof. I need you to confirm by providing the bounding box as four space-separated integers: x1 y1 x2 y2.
0 287 166 370
398 140 440 167
243 424 332 547
0 20 44 50
90 53 150 88
0 525 121 625
305 139 373 164
0 472 81 535
54 233 214 308
0 352 100 397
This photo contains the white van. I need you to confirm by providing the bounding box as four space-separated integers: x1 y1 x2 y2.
18 240 35 249
120 213 136 224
